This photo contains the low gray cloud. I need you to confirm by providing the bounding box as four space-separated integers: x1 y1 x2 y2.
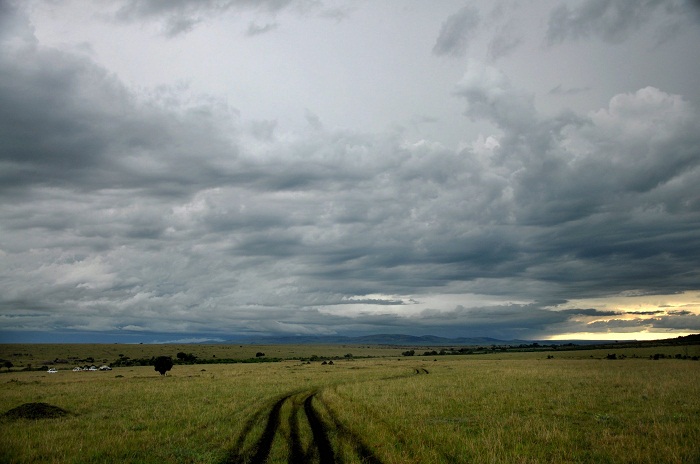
650 313 700 330
487 30 522 60
1 2 699 340
433 6 481 57
548 84 591 96
0 14 239 198
453 60 536 132
585 310 700 333
111 0 329 36
559 308 621 317
546 0 700 45
160 302 619 340
246 22 278 36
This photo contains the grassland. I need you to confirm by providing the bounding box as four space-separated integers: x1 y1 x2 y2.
0 343 404 369
1 344 699 463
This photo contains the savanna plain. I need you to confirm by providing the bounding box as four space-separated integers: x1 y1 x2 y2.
1 343 699 463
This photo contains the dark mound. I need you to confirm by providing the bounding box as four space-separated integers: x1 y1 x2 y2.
2 402 70 420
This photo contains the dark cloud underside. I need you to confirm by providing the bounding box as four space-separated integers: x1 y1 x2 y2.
1 1 699 340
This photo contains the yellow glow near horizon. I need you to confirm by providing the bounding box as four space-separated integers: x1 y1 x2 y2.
545 291 700 341
547 331 695 341
553 291 700 314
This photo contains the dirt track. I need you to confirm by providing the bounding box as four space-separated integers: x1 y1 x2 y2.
221 367 429 464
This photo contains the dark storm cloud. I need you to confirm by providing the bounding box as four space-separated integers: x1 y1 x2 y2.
585 310 700 333
288 303 628 340
449 62 700 302
1 1 699 340
411 304 577 338
667 309 692 316
207 303 570 340
0 51 120 188
0 14 240 198
432 6 481 57
559 308 621 317
651 313 700 330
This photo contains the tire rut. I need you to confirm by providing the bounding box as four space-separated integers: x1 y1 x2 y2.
287 396 304 464
222 394 291 464
304 393 336 463
223 391 337 464
222 366 428 463
315 396 384 464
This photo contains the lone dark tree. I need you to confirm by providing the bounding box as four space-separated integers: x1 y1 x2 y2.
153 356 173 375
3 360 13 372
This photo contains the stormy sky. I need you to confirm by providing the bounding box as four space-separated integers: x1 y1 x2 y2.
1 0 700 343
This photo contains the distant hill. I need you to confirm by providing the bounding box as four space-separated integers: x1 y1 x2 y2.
229 334 532 346
350 334 517 345
209 332 699 347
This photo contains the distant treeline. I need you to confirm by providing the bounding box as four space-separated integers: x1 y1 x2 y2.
109 351 360 367
111 354 284 367
401 344 571 356
398 334 700 357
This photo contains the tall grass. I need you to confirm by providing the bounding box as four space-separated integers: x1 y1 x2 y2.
0 343 403 369
323 358 700 463
2 353 699 463
0 361 401 463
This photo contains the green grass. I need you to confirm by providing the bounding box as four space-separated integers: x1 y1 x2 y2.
323 358 700 463
1 346 699 463
3 342 697 371
0 343 404 369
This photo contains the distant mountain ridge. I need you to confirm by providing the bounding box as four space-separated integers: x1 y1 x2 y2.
228 333 533 346
174 332 699 347
227 333 700 347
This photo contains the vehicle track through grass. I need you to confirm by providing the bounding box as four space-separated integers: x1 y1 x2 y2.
287 395 304 464
314 395 383 464
303 392 335 463
221 366 429 463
